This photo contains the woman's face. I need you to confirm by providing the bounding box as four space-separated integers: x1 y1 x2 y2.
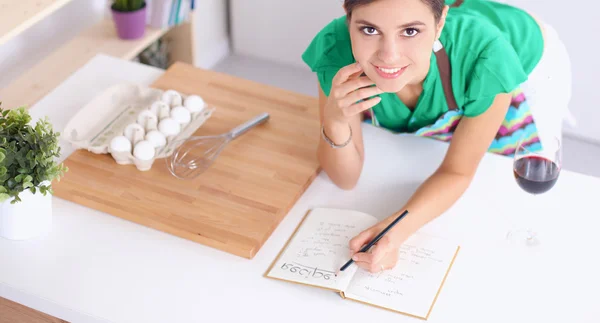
348 0 446 93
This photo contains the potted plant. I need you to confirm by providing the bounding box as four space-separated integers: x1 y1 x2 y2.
111 0 147 40
0 105 68 240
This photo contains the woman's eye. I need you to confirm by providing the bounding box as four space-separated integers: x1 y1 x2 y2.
402 28 419 37
362 27 379 35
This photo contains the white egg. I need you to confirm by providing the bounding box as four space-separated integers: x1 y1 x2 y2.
133 140 156 161
145 130 167 148
149 101 169 116
184 95 205 113
158 117 180 137
109 135 132 153
123 123 145 145
170 106 191 125
137 110 158 131
162 89 183 107
158 104 171 120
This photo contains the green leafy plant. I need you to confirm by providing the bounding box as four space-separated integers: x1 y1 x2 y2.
112 0 145 12
0 104 68 204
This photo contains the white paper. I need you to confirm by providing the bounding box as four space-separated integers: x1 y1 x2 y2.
344 232 458 318
267 208 378 291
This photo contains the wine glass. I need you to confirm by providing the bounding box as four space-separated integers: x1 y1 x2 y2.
507 135 562 246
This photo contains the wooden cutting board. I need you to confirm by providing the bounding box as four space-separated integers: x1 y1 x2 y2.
52 62 321 259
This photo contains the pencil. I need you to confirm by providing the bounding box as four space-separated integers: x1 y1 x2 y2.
337 210 409 274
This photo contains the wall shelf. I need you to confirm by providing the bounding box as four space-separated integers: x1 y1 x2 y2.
0 17 195 110
0 0 76 46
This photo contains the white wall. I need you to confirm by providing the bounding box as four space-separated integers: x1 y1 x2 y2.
229 0 596 143
230 0 344 69
500 0 594 143
193 0 230 69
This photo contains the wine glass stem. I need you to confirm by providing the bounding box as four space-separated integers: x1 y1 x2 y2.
506 194 539 246
525 194 538 244
526 229 535 241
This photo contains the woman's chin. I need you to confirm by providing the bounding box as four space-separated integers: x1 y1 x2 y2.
374 81 404 93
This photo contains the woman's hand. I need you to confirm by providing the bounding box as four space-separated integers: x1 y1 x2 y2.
315 62 382 190
323 62 383 127
348 216 412 273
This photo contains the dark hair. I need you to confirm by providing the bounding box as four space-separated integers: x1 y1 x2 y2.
344 0 445 22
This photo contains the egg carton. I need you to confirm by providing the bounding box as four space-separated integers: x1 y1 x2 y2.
63 82 215 171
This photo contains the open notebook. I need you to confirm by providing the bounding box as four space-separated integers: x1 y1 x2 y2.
265 208 460 320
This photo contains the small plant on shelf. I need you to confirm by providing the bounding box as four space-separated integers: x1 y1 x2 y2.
0 104 68 204
110 0 147 40
112 0 146 12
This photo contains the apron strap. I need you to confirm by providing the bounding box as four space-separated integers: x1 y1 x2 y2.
433 40 459 111
450 0 464 7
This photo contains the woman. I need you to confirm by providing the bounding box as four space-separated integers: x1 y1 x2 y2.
302 0 572 273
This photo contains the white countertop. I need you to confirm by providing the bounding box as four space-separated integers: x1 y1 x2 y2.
1 54 599 323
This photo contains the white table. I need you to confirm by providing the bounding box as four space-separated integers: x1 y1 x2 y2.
2 54 599 323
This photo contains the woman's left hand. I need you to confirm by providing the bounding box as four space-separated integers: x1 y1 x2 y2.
348 217 410 273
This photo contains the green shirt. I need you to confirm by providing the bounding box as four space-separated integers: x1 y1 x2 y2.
302 0 544 133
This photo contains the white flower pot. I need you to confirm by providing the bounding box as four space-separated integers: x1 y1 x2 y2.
0 185 52 240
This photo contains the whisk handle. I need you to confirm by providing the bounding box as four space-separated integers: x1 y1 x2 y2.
230 112 270 139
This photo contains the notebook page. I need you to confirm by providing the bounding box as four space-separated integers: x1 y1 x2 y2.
267 208 378 291
344 232 459 319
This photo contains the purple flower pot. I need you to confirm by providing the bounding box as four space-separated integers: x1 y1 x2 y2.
111 3 147 40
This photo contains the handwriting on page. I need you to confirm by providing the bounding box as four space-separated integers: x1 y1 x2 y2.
347 242 449 303
268 207 391 290
280 262 335 280
355 272 415 298
270 219 363 289
295 222 356 259
398 244 444 265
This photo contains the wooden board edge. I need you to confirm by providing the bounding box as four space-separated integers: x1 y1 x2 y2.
158 61 320 101
52 187 257 260
254 165 321 257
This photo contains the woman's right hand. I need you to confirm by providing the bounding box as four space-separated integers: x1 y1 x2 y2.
323 62 383 126
317 62 380 189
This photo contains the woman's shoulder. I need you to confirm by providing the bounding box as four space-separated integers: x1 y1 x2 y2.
442 12 505 57
442 15 528 117
302 16 355 73
445 0 544 74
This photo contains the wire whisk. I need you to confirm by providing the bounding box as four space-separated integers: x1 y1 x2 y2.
165 112 270 179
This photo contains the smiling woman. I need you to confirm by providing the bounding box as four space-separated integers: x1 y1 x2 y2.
302 0 572 274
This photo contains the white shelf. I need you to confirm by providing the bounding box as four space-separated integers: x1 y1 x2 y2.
0 0 76 45
0 18 193 111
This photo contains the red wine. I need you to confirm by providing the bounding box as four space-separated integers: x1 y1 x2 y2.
513 156 560 194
